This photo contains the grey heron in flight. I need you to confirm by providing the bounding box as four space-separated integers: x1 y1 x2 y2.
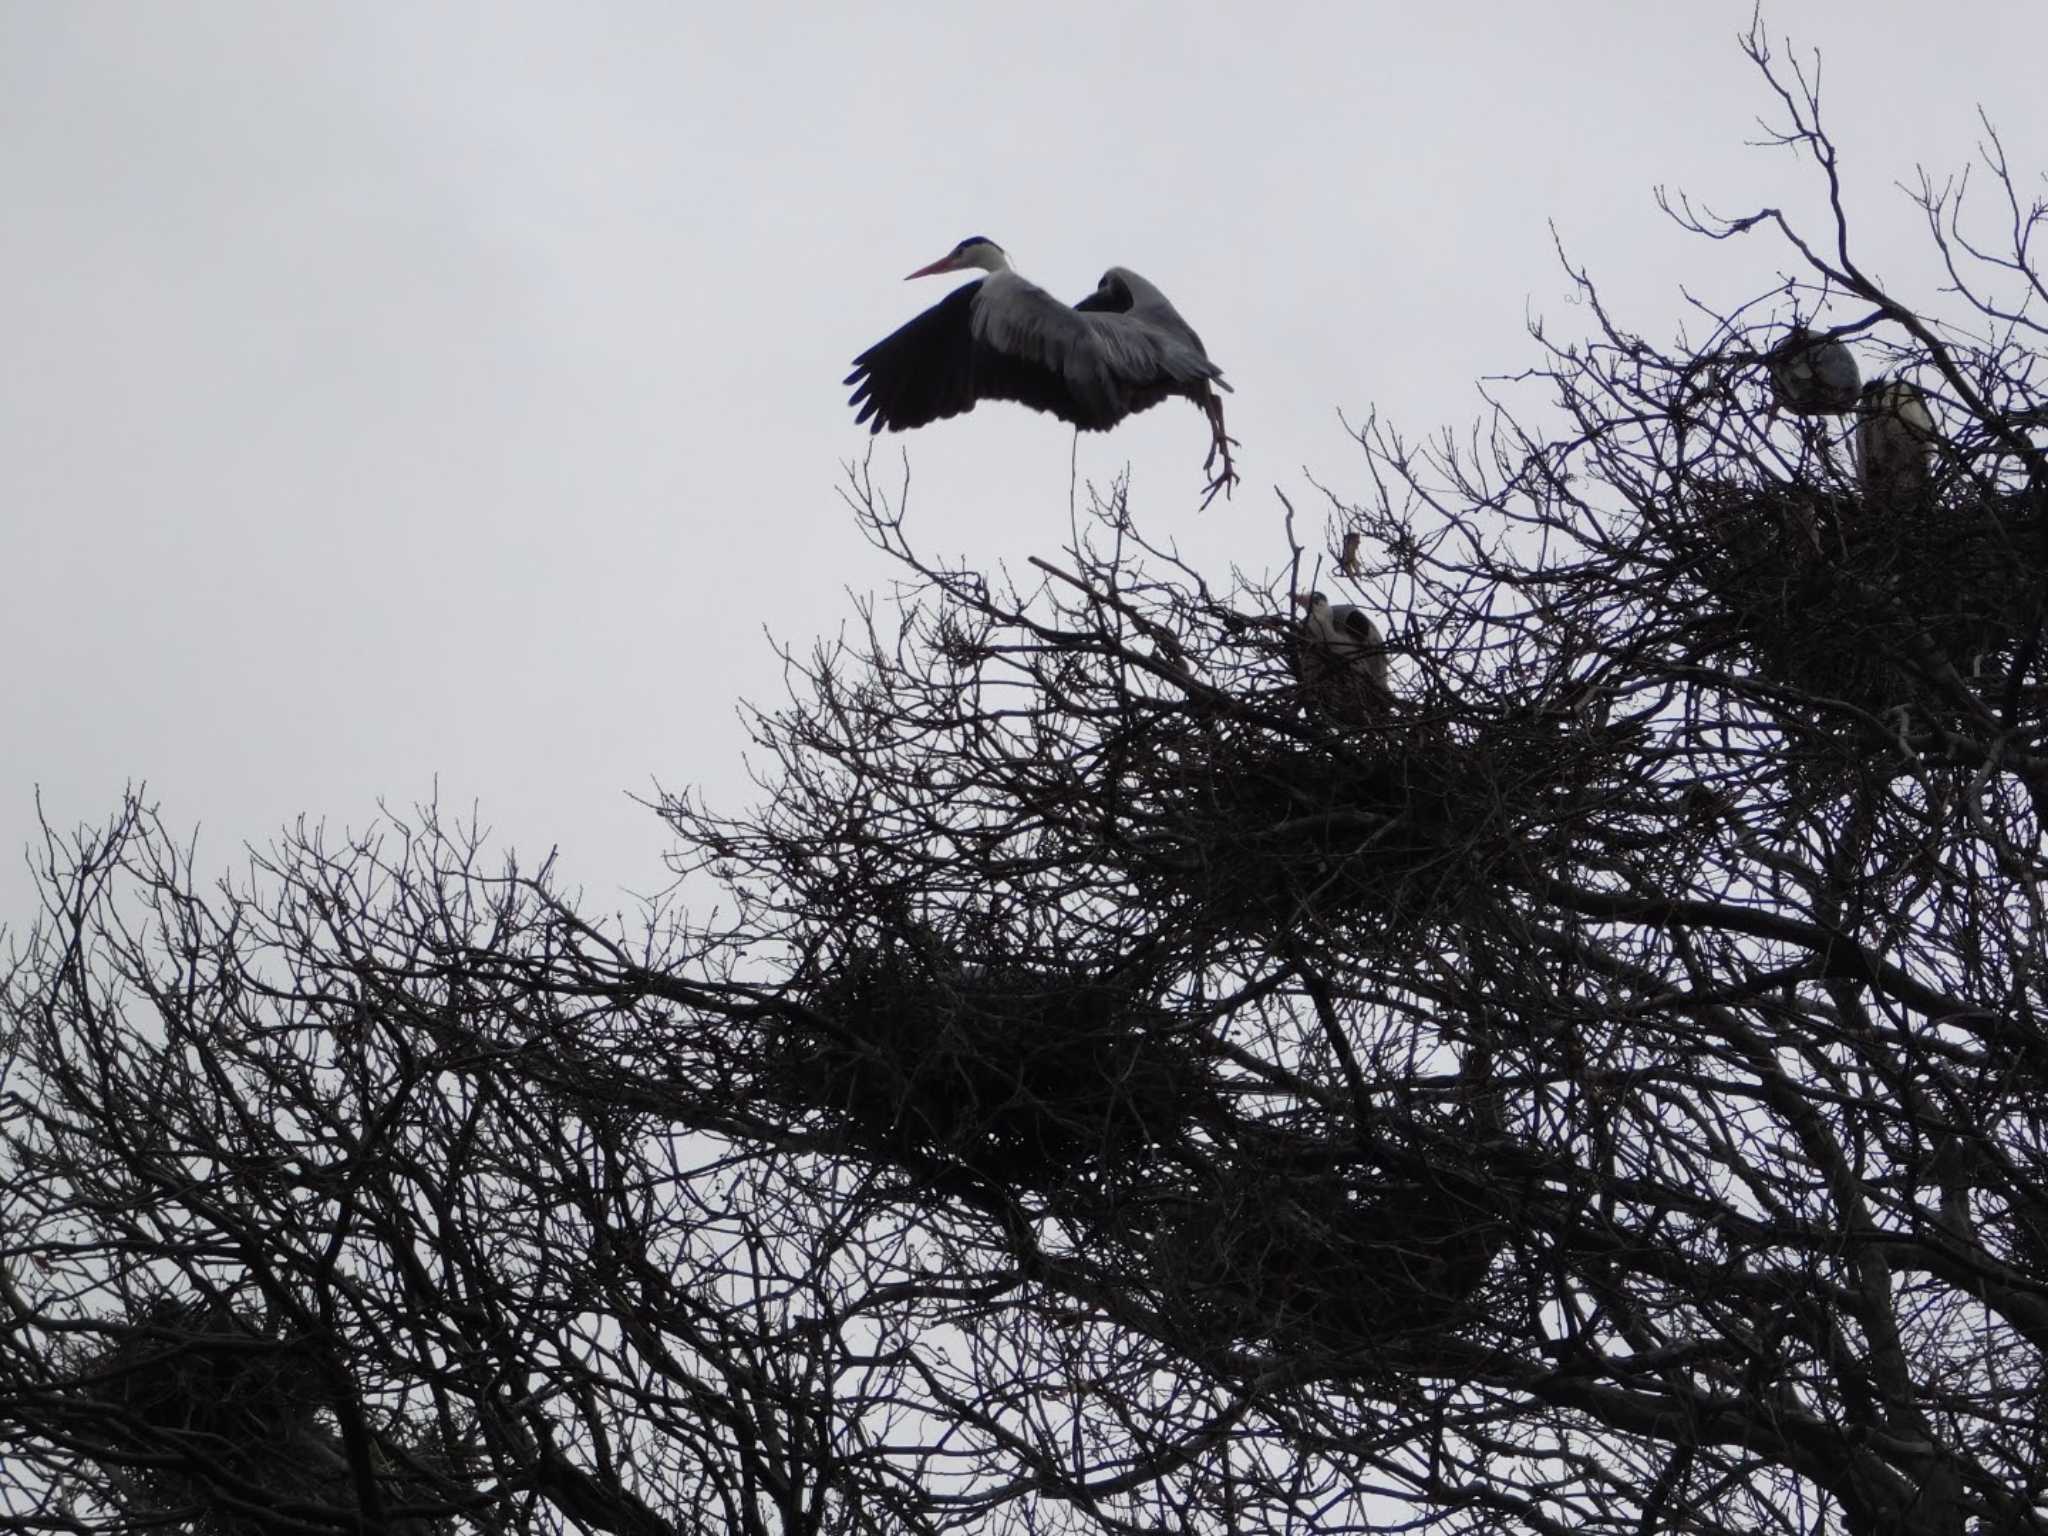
845 237 1239 506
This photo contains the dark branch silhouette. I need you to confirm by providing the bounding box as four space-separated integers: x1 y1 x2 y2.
5 24 2048 1536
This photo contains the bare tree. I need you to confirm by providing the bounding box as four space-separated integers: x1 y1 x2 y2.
0 803 936 1536
6 25 2048 1536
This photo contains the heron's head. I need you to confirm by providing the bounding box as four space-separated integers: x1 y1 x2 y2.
905 236 1010 280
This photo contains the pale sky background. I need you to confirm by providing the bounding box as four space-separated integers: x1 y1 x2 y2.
4 3 2046 929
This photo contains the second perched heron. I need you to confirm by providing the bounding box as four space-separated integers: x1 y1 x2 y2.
1855 378 1938 515
1293 593 1394 722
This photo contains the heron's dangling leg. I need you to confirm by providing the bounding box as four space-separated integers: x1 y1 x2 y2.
1199 393 1241 509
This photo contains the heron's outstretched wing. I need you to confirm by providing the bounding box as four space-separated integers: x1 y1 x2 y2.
847 269 1229 435
1075 268 1232 394
847 278 1113 433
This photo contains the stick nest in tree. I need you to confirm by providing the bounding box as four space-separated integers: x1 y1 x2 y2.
774 944 1216 1186
1673 478 2045 718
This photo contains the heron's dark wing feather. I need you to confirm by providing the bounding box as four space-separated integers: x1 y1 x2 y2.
845 281 987 434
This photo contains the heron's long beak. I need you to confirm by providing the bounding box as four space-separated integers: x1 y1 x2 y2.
904 254 961 281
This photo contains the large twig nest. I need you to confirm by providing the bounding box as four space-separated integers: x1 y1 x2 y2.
777 945 1213 1185
1673 479 2044 717
1145 1150 1509 1359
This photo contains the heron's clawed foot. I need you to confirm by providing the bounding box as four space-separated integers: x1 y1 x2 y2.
1201 431 1241 474
1200 447 1240 509
1199 397 1240 509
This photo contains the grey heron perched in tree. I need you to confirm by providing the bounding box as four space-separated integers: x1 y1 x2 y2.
1855 378 1938 515
1766 325 1862 416
845 237 1239 506
1293 592 1393 721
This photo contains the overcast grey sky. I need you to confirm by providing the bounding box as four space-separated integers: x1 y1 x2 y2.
4 2 2045 926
